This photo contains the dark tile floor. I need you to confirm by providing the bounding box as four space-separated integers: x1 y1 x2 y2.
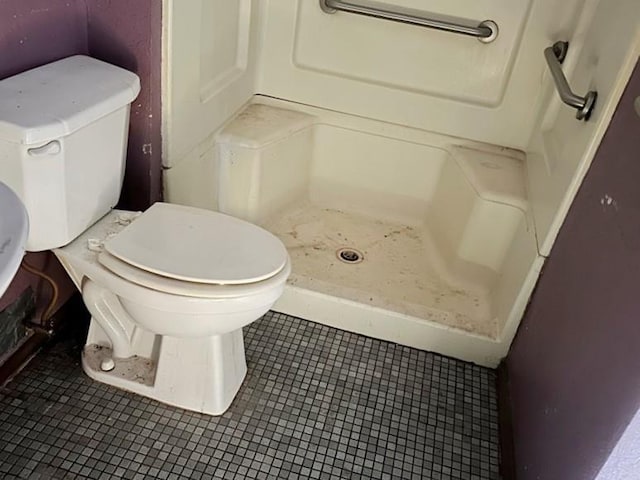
0 312 500 479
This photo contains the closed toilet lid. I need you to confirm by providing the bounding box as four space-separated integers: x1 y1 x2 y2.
103 203 288 285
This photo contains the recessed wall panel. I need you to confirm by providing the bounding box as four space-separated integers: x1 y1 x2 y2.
199 0 250 102
163 0 258 166
293 0 527 106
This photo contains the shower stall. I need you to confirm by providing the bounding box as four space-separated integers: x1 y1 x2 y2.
161 0 640 366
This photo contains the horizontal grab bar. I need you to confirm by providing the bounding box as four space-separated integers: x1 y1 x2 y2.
544 41 597 121
319 0 498 43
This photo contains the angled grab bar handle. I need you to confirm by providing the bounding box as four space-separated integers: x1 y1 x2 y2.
319 0 498 43
544 41 597 121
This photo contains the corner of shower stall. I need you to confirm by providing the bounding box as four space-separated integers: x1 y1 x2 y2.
211 98 543 367
162 0 639 368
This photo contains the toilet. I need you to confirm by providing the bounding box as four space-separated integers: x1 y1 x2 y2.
0 56 290 415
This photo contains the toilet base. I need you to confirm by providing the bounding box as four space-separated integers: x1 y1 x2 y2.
82 329 247 415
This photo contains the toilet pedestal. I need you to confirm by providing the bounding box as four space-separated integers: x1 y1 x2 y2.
82 327 247 415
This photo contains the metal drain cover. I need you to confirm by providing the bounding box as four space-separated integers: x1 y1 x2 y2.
336 247 364 264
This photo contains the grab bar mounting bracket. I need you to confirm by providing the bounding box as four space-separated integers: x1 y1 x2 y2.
544 41 597 121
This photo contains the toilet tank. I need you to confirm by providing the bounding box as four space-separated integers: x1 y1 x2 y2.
0 56 140 251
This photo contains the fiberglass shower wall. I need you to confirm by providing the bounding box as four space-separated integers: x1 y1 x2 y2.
163 0 639 240
164 0 580 162
162 0 640 365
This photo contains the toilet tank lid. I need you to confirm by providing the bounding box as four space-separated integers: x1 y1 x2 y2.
0 55 140 145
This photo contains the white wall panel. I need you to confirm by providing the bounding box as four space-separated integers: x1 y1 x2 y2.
163 0 259 167
256 0 583 149
526 0 640 256
293 0 524 107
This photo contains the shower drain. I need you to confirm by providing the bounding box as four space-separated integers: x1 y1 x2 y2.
336 247 364 264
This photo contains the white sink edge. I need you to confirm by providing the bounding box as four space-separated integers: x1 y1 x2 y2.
0 181 29 300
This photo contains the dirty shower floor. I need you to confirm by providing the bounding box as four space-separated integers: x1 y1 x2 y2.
265 203 496 338
0 311 500 479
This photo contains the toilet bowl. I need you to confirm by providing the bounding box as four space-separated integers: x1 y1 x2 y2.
55 203 290 415
0 56 290 415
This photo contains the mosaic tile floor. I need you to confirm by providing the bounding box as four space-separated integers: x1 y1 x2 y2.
0 312 500 479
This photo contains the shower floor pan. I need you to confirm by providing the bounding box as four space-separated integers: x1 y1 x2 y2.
215 99 543 367
267 203 493 336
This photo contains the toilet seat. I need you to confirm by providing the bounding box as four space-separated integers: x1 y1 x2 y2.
98 249 290 299
103 202 288 286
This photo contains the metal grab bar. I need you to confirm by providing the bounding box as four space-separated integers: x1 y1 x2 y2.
544 41 597 121
319 0 498 43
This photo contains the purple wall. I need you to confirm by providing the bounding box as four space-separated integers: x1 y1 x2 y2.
0 0 163 211
507 62 640 480
0 0 88 79
86 0 163 211
0 1 162 316
0 0 89 313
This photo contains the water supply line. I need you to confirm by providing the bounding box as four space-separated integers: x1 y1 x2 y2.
20 257 60 335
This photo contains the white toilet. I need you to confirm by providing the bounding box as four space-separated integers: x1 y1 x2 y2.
0 56 290 415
